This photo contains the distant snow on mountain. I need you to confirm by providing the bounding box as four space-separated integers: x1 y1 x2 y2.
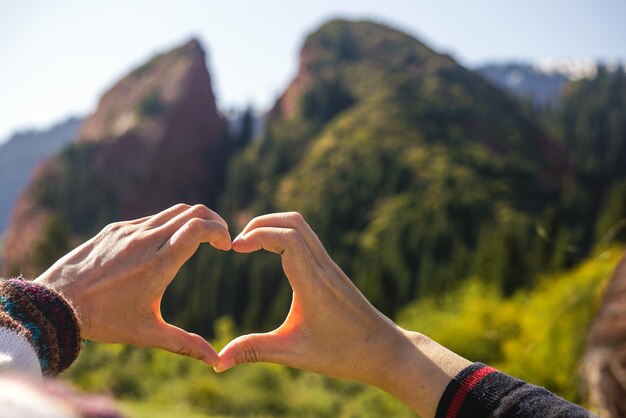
533 58 599 80
475 60 624 108
476 63 569 108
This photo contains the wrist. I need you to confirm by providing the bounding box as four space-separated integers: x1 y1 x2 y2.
372 329 472 418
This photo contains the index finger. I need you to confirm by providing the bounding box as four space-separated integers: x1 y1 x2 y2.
151 204 228 237
160 218 232 265
238 212 331 264
232 226 322 289
237 212 346 281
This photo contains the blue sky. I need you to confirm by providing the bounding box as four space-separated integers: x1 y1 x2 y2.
1 0 625 143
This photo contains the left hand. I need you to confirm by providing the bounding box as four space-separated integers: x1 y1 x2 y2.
216 212 470 417
35 204 231 366
215 212 403 383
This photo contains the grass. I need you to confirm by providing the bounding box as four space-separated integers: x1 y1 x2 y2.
120 401 219 418
120 401 276 418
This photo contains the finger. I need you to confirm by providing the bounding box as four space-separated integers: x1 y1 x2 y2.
143 203 192 228
215 332 292 373
232 227 313 259
152 204 228 237
237 212 332 265
149 323 219 366
231 227 320 289
235 213 337 278
160 218 232 264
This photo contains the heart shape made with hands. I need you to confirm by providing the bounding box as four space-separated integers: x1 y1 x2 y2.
37 205 394 384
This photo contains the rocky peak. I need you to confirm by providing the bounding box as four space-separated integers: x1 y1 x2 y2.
275 20 448 118
2 38 227 276
80 38 218 144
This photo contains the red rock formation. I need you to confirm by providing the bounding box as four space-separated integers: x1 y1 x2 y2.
275 47 313 119
583 253 626 417
78 38 225 216
3 39 227 276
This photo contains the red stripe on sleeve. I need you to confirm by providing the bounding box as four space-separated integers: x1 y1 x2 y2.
446 366 498 418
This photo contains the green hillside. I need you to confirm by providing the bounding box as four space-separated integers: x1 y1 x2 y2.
64 247 623 415
168 20 574 332
552 67 626 246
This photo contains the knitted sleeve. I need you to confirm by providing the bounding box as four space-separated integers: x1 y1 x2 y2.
0 278 81 376
435 363 596 418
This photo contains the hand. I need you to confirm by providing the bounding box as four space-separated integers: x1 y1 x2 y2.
216 212 470 418
216 212 403 382
35 204 231 366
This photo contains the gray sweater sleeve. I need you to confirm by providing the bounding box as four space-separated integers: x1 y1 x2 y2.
435 363 596 418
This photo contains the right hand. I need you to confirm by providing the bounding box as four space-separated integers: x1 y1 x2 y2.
216 212 404 384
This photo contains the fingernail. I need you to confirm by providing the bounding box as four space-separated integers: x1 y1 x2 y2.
214 357 236 373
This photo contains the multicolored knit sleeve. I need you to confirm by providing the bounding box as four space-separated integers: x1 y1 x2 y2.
435 363 596 418
0 278 81 376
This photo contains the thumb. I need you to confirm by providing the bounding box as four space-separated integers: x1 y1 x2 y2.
148 322 219 367
215 332 290 373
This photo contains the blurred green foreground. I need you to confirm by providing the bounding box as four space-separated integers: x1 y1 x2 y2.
65 247 622 417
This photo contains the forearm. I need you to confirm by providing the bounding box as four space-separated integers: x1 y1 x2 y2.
374 330 594 418
372 330 471 418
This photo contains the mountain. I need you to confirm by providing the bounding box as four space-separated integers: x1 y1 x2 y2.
544 67 626 251
4 19 620 342
0 117 82 234
556 66 626 180
2 39 230 276
225 107 266 142
170 19 574 332
476 63 569 108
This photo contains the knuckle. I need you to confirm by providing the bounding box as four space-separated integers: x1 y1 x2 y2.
242 344 262 364
174 345 195 358
101 221 122 235
286 211 307 228
173 203 191 212
189 204 211 218
287 211 305 223
184 217 205 235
